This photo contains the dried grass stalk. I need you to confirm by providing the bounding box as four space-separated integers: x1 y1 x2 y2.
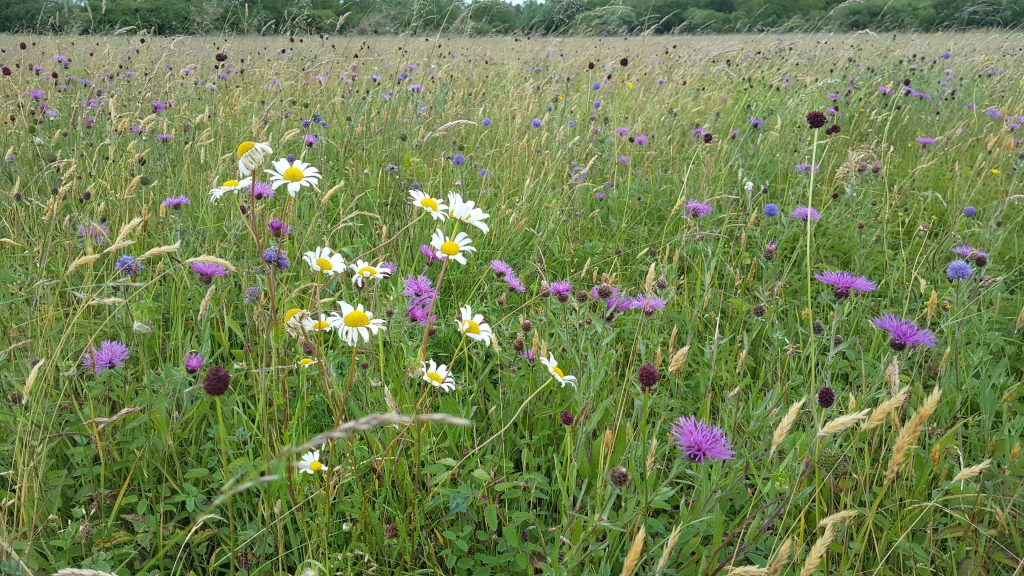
184 255 237 272
766 538 793 576
619 525 646 576
197 284 216 320
727 567 767 575
818 409 870 436
862 387 908 430
138 241 180 260
884 356 900 394
23 358 44 403
770 397 806 455
952 459 991 482
667 345 690 374
102 240 135 254
54 570 120 576
279 413 472 457
885 387 942 483
818 509 859 527
81 406 144 431
799 522 837 576
655 523 683 574
67 254 102 273
113 216 145 245
646 438 658 473
383 386 401 415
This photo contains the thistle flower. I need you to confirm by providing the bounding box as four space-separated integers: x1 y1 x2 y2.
190 262 229 284
82 340 130 374
813 270 876 299
185 353 204 374
670 416 735 463
872 313 937 351
791 206 822 221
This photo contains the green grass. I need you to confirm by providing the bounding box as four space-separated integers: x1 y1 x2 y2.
1 32 1023 576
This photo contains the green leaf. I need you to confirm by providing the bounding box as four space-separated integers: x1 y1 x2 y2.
485 504 498 532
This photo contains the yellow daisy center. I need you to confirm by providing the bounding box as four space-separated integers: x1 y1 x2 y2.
551 366 565 379
311 320 332 331
309 460 323 472
420 197 439 211
344 310 370 328
357 266 376 277
315 257 333 271
236 141 255 158
299 358 315 366
463 320 481 334
282 166 305 182
222 179 239 188
427 372 444 384
440 241 461 256
283 308 303 324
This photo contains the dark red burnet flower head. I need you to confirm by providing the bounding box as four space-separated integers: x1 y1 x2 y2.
560 411 575 426
215 52 228 62
203 365 231 396
638 364 660 389
619 57 629 67
806 110 827 129
817 387 835 408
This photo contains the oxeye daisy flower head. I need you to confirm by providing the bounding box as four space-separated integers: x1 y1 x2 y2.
304 312 340 332
190 262 229 284
419 359 455 392
236 141 272 175
209 177 252 202
872 313 937 351
408 190 448 220
297 450 324 474
265 157 321 197
349 259 387 287
791 206 822 221
447 193 490 233
540 353 577 388
297 357 318 368
813 270 876 299
670 416 735 463
946 259 973 282
335 301 386 346
430 229 476 265
458 305 493 345
303 246 345 275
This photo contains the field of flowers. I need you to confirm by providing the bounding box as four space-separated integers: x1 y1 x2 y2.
1 31 1023 576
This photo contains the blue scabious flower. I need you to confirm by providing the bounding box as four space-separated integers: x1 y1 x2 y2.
245 286 262 303
531 118 542 129
481 118 492 127
942 51 951 59
262 246 290 270
946 259 972 282
115 255 141 277
452 153 465 167
963 205 977 217
763 203 780 217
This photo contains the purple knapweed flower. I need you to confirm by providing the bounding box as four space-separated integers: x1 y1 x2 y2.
795 163 819 175
185 353 204 374
813 270 876 299
670 416 735 463
151 100 166 113
750 117 762 128
685 201 713 218
252 182 274 200
190 262 229 284
268 217 291 237
632 294 666 315
420 244 442 265
505 275 526 293
985 107 1002 119
163 195 191 210
872 313 937 351
547 280 574 303
634 135 649 146
490 260 514 277
791 206 822 221
29 89 45 100
916 137 936 148
82 340 130 374
616 127 629 137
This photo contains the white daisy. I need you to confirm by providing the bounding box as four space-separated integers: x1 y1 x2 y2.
303 313 340 332
236 141 273 175
447 192 490 234
458 305 493 346
303 246 346 276
349 260 387 288
409 190 449 220
297 450 324 474
540 353 577 388
265 158 321 197
209 177 252 202
429 228 476 265
336 301 387 346
419 359 455 392
297 357 318 368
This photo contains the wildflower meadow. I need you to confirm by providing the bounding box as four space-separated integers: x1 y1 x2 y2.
1 32 1023 576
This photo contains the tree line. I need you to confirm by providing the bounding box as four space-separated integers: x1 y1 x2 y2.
1 0 1021 36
